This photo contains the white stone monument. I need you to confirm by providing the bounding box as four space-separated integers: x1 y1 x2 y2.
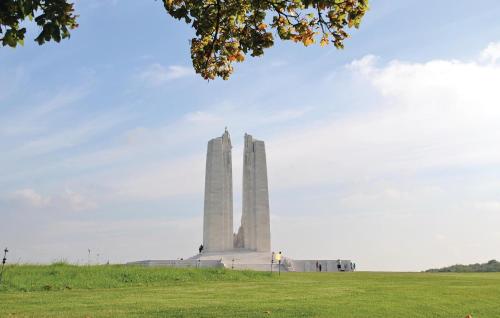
236 133 271 252
203 130 271 253
128 128 355 272
203 128 234 252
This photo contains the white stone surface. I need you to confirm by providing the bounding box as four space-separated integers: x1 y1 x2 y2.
240 134 271 252
127 259 223 268
128 255 355 272
191 250 282 271
203 129 233 252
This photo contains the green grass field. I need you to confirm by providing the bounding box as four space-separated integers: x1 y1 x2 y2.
1 264 499 317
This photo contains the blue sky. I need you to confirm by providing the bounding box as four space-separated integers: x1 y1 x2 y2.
1 0 500 270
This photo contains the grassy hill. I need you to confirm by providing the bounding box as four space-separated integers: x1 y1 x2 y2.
425 259 500 273
1 264 500 317
0 262 270 292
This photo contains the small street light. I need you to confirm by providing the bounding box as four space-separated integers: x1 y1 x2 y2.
271 252 275 273
0 248 9 285
275 251 282 276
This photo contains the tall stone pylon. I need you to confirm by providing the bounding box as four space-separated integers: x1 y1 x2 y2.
240 133 271 252
203 128 233 252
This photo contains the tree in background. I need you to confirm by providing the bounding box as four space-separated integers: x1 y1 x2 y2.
0 0 369 80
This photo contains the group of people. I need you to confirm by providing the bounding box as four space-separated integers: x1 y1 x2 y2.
315 260 356 272
197 244 358 273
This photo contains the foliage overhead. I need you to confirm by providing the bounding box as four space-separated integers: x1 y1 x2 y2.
0 0 78 47
0 0 369 80
164 0 369 79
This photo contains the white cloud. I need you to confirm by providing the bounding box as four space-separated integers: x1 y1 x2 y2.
112 154 205 200
9 189 51 208
34 87 89 116
184 111 223 124
267 47 500 190
7 110 130 158
139 64 193 85
474 201 500 212
480 41 500 64
0 66 25 101
434 234 446 241
5 188 96 212
0 85 90 137
261 107 312 124
61 189 98 211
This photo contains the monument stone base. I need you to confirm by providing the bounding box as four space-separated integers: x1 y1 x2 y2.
190 250 278 271
128 249 354 272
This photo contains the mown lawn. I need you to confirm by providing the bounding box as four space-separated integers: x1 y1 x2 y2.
1 264 499 317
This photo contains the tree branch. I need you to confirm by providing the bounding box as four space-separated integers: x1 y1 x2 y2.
204 0 221 75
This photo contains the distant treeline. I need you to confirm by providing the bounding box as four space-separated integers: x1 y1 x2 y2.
426 260 500 272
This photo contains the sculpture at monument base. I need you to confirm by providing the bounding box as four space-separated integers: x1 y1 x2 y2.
233 227 244 249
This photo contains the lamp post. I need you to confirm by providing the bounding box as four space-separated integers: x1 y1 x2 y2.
0 248 8 285
271 252 275 273
276 251 282 276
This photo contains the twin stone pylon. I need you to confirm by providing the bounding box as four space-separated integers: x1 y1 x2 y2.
203 129 234 252
203 129 271 253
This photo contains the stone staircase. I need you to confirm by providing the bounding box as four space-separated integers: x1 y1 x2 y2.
191 250 289 272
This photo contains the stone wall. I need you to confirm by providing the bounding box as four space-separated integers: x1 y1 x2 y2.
127 259 223 268
290 259 355 272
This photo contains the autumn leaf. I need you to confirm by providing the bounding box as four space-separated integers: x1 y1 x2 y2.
320 36 329 47
303 37 314 46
